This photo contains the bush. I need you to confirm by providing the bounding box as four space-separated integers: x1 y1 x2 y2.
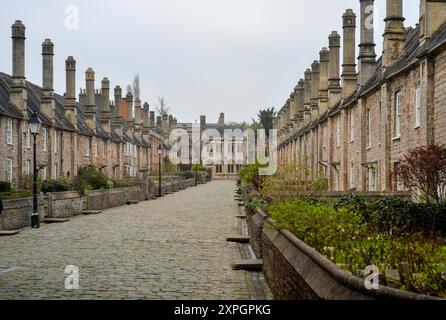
245 196 268 215
72 166 111 194
261 162 328 202
41 178 71 193
238 163 266 190
179 171 195 179
0 181 12 193
269 199 446 297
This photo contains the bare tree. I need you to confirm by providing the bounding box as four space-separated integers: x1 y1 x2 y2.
132 74 141 100
155 96 170 117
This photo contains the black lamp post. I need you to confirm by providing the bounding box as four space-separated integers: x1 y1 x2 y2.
195 162 198 187
29 113 42 229
157 145 163 197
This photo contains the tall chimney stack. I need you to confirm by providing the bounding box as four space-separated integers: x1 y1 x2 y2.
358 0 377 87
328 31 342 108
64 56 77 128
112 85 123 135
143 103 150 131
318 47 330 114
101 77 111 133
10 20 27 115
41 39 55 121
125 91 134 133
382 0 405 68
157 116 162 129
218 112 225 126
84 68 96 130
419 0 446 45
342 9 358 99
150 111 155 127
304 68 312 122
311 60 320 120
134 98 142 140
295 79 305 128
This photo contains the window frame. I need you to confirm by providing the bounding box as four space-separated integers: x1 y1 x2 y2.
7 158 13 183
6 118 13 145
42 128 47 152
394 91 402 138
414 86 421 128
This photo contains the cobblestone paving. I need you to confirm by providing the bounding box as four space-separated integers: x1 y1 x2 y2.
0 181 260 300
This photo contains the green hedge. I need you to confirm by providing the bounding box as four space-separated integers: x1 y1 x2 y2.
0 181 12 193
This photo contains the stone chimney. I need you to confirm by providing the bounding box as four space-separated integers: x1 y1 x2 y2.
101 78 111 133
218 112 225 126
150 111 155 127
84 68 96 131
419 0 446 45
382 0 405 68
10 20 27 116
125 91 134 132
64 56 77 128
41 39 55 121
328 31 342 108
311 60 320 120
112 85 123 135
319 48 330 114
358 0 377 87
342 9 358 99
200 115 206 130
143 103 150 131
295 79 305 128
304 69 312 121
134 98 142 139
157 116 162 129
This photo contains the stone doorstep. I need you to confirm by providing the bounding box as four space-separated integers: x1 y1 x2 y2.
127 200 140 205
0 230 20 237
236 215 247 219
237 203 244 207
44 218 70 224
232 259 264 271
82 210 103 215
226 235 251 243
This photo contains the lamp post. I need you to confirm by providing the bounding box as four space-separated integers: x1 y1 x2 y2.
29 113 42 229
195 162 198 187
157 145 163 197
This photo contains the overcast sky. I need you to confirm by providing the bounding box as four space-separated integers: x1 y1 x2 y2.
0 0 419 123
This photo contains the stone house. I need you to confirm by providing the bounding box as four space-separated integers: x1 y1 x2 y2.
0 20 171 189
275 0 446 192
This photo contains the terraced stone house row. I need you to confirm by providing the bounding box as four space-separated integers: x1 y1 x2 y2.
275 0 446 192
0 20 180 189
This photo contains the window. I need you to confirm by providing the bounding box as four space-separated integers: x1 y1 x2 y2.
336 117 341 148
26 160 30 175
26 127 30 149
93 139 97 158
395 91 402 138
41 166 47 181
367 109 372 148
6 118 13 145
335 171 340 191
7 159 13 183
216 164 222 174
350 110 355 142
350 163 355 189
53 131 58 154
227 164 234 174
53 163 58 179
42 128 47 151
86 139 90 156
415 87 421 127
368 167 377 191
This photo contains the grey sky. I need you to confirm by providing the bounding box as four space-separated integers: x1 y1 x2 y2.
0 0 418 123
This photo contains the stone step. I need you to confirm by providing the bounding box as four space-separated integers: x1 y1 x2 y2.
226 235 250 243
44 218 70 224
236 215 247 219
237 203 244 207
82 210 103 215
232 259 263 271
0 230 20 237
127 200 140 205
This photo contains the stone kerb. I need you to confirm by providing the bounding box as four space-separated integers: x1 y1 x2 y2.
247 207 442 300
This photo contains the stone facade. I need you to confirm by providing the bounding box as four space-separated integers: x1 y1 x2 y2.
0 20 175 190
276 0 446 192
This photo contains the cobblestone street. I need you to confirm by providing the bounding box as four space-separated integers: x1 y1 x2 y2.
0 181 266 300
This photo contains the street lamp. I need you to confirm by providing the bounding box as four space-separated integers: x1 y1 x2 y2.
157 145 163 197
29 113 42 229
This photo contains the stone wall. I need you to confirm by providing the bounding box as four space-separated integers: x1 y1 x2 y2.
0 196 45 230
247 209 439 300
85 188 129 211
47 191 83 219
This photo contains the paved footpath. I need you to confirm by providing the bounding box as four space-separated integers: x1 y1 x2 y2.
0 181 267 300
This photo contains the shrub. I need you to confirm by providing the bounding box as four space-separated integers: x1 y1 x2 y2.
245 196 268 215
41 178 71 193
72 166 111 194
238 163 266 190
261 162 328 202
0 181 12 193
179 171 195 179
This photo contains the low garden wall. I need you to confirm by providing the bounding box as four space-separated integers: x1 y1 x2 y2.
1 177 196 230
0 196 45 231
247 208 440 300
